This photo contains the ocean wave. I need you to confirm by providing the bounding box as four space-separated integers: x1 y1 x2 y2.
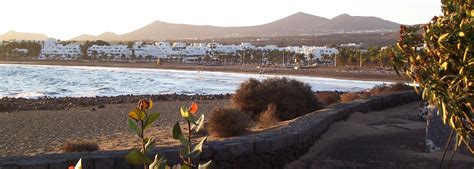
0 64 390 98
12 91 47 99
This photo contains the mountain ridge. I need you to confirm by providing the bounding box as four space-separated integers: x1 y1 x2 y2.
3 12 401 41
0 30 48 41
78 12 400 41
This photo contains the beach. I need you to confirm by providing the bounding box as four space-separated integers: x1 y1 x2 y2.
0 60 407 158
0 60 407 82
0 99 230 157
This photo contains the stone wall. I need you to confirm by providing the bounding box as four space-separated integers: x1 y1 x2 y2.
0 91 420 169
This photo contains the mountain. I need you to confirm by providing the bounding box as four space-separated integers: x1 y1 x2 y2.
69 12 401 41
120 21 230 40
96 32 120 41
317 14 400 33
70 32 120 41
246 12 329 36
0 30 48 41
70 34 97 41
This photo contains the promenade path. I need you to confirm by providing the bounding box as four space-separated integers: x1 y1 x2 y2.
285 102 474 169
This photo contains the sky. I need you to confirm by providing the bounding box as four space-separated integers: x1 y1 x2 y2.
0 0 442 40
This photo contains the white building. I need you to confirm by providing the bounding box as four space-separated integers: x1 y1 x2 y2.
131 41 172 59
207 43 242 54
186 43 209 56
39 38 81 60
257 45 280 51
308 47 339 60
284 45 339 60
87 44 130 59
12 48 28 54
172 42 187 50
240 43 256 50
217 45 241 54
340 43 363 48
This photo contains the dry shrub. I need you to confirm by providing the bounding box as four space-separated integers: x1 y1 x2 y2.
316 92 340 106
340 92 361 103
232 78 321 121
358 92 371 99
257 103 279 128
370 83 413 96
62 140 99 152
207 107 251 137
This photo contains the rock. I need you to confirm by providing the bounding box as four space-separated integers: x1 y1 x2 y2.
254 139 272 154
211 143 234 162
94 157 115 169
0 163 20 169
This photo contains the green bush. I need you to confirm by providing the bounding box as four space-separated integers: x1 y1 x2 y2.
207 107 251 137
393 0 473 152
232 78 321 120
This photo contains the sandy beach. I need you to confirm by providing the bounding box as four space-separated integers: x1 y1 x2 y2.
0 99 230 157
0 60 407 82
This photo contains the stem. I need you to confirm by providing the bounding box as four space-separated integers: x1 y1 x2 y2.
439 129 453 169
141 120 148 169
187 121 192 165
447 145 456 169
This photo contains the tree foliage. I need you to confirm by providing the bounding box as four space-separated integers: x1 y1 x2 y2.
0 40 41 58
393 0 473 153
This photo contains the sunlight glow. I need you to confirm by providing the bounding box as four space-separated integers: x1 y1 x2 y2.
0 0 441 40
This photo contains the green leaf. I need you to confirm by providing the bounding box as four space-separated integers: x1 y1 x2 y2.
191 136 207 156
129 108 147 121
191 115 205 133
441 102 448 124
127 118 141 136
173 122 189 146
144 138 156 152
125 149 152 165
149 154 168 169
392 63 401 77
186 114 197 125
440 61 448 70
181 164 192 169
198 160 212 169
438 33 449 41
187 150 200 160
180 147 190 158
180 107 190 118
172 122 182 139
144 112 161 130
463 47 469 63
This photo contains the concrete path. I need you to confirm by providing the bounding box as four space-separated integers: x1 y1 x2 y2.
285 102 474 169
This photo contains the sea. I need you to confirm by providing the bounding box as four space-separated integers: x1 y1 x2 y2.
0 64 390 99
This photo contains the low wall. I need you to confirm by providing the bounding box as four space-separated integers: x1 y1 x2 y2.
0 91 420 169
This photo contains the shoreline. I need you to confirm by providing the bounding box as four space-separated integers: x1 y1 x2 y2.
0 60 407 82
0 93 231 112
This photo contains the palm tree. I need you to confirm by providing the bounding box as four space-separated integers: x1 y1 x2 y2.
308 53 314 66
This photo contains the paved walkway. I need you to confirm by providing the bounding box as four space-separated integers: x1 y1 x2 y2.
285 102 474 169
